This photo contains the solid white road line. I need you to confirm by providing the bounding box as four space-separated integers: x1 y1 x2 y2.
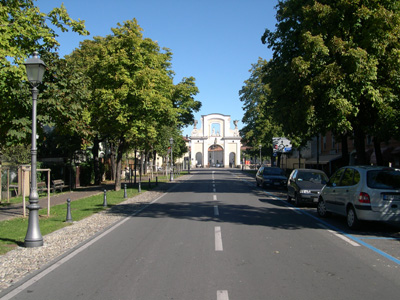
215 226 223 251
214 205 219 216
217 290 229 300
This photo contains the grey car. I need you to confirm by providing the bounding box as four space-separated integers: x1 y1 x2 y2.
317 166 400 229
287 169 328 206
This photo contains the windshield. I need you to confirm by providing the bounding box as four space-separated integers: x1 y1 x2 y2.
263 168 285 176
297 171 328 183
367 169 400 189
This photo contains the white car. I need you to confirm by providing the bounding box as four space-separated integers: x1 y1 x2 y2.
317 166 400 229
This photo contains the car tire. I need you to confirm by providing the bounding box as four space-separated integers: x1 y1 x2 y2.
256 180 259 187
287 194 292 202
317 198 330 218
347 206 360 230
295 193 302 207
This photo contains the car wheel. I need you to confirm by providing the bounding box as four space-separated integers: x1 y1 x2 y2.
347 206 360 230
295 193 302 207
317 198 330 218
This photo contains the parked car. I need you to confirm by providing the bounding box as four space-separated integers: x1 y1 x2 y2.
317 166 400 229
256 166 287 189
287 169 329 206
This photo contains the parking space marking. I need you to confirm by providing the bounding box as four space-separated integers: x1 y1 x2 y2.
287 206 302 215
261 190 400 265
215 226 223 251
317 223 360 246
359 236 400 241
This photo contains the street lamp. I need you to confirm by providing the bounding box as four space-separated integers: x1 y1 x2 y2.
169 138 174 181
188 140 191 174
259 144 262 166
24 52 46 248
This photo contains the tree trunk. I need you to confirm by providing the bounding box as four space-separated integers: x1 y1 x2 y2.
143 150 148 175
341 134 349 166
92 137 101 185
374 137 383 166
110 143 116 181
153 149 157 172
134 149 137 184
354 127 366 165
114 139 125 191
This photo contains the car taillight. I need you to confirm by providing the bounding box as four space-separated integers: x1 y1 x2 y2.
359 192 370 203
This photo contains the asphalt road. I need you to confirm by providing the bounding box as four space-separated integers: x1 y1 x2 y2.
2 169 400 300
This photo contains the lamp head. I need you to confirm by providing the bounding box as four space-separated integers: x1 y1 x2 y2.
24 52 46 87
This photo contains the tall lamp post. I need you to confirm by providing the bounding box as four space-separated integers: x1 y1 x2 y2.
169 138 174 181
259 144 262 167
188 140 191 174
24 52 46 247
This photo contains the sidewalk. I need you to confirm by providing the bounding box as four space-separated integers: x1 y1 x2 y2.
0 184 113 222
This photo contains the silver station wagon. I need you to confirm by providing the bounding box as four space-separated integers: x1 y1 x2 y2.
317 166 400 229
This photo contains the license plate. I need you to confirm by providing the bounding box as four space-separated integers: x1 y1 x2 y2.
383 194 400 201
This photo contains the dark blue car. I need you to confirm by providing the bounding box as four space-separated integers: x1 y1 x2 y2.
256 166 287 189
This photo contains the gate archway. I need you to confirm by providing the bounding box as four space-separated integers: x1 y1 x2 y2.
189 113 241 168
229 152 236 168
208 144 224 167
195 152 203 167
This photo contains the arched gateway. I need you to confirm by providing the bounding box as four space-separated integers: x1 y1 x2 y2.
190 113 241 168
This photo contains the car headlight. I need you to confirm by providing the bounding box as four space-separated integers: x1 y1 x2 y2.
300 190 311 194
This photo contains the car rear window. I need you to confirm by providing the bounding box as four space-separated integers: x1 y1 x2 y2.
297 172 328 183
264 168 285 176
367 169 400 189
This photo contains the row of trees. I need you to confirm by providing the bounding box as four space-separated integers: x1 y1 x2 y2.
1 1 201 190
240 0 400 166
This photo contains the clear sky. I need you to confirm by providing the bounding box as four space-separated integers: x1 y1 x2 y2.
36 0 278 137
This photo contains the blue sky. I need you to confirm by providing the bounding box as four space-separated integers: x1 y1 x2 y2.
36 0 278 136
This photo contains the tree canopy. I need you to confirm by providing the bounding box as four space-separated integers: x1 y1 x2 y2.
0 0 89 156
67 19 200 189
259 0 400 164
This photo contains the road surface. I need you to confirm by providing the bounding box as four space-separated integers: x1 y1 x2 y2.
2 169 400 300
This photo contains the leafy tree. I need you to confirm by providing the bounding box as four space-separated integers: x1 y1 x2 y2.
262 0 400 165
70 19 200 190
37 52 93 161
239 58 288 163
0 0 89 161
171 77 201 129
